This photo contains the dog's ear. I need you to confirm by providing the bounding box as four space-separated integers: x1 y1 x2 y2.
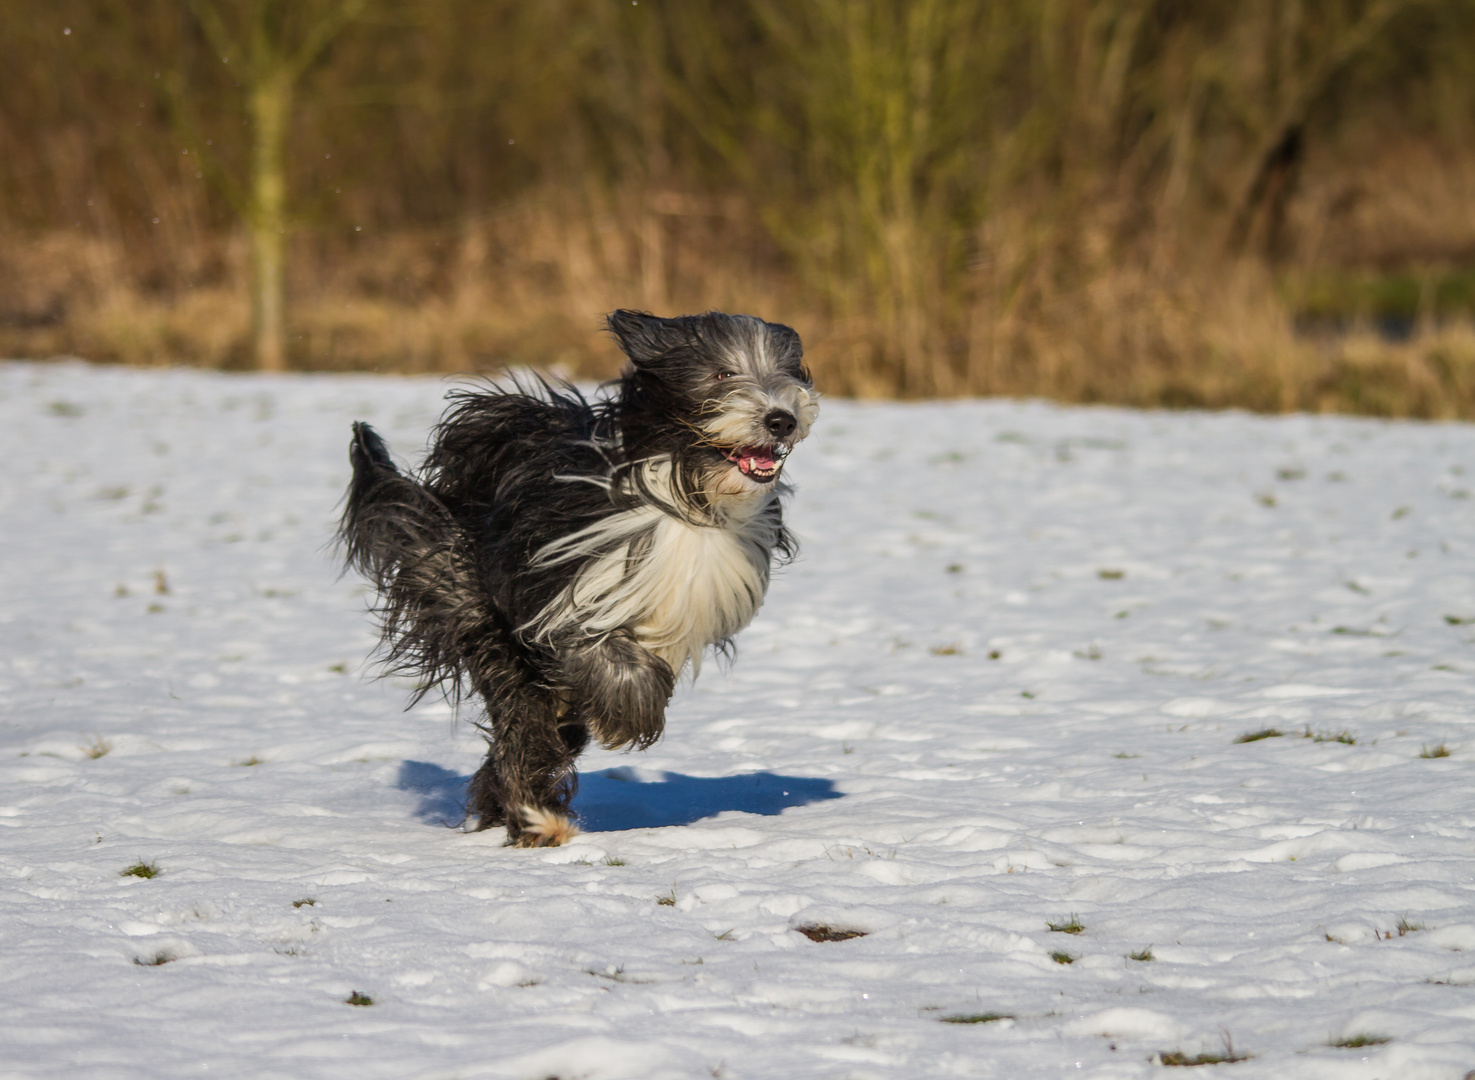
606 310 688 366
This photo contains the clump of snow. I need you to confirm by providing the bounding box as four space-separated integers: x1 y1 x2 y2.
1062 1006 1187 1041
3 361 1475 1078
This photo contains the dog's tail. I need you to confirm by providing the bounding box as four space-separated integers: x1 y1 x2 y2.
341 422 422 580
339 421 487 700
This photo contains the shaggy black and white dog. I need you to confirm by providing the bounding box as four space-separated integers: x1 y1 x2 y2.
339 310 818 846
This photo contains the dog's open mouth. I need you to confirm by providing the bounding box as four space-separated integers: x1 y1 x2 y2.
723 444 785 482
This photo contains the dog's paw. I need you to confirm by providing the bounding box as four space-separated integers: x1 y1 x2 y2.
565 634 674 751
512 805 579 848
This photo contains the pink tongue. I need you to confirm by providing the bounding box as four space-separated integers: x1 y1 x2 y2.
741 452 777 472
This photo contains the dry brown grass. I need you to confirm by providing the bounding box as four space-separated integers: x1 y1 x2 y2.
5 2 1475 411
5 180 1475 418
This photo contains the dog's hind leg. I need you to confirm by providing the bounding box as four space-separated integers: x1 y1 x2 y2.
464 741 508 831
466 664 590 847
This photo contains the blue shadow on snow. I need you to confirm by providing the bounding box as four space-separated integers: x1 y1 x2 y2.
394 760 842 831
575 767 842 832
396 760 467 825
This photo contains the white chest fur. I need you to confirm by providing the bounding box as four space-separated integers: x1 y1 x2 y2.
626 511 771 674
527 494 776 677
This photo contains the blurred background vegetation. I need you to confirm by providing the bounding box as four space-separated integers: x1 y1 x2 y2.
3 0 1475 414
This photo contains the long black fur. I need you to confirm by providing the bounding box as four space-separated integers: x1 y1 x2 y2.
339 310 814 845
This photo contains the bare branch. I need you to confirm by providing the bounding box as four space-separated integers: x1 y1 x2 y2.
186 0 247 75
286 0 369 80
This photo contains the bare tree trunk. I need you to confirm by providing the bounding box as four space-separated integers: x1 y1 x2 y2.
249 70 291 373
183 0 366 372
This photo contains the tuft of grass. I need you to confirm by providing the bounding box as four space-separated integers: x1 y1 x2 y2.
586 964 658 985
656 889 676 907
940 1012 1013 1024
987 649 1002 660
1396 916 1425 936
233 756 264 767
292 898 318 909
795 924 867 943
946 563 965 574
1331 1033 1390 1049
1158 1033 1248 1066
1128 945 1155 962
1444 614 1473 625
121 860 159 879
153 570 170 595
345 991 373 1006
1420 743 1451 758
1098 568 1125 580
48 400 85 417
601 855 626 866
1113 751 1139 759
713 928 736 941
328 662 347 673
1311 729 1356 745
929 643 961 656
133 950 175 966
82 736 113 759
1158 1050 1249 1066
1047 914 1085 935
1234 727 1283 743
1050 951 1075 965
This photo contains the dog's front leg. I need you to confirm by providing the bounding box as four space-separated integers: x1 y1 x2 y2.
563 630 674 751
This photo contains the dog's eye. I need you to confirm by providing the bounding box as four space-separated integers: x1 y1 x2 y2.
714 371 734 381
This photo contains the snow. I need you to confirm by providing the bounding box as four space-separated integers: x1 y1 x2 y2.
3 360 1475 1079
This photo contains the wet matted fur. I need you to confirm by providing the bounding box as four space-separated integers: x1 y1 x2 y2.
339 310 818 846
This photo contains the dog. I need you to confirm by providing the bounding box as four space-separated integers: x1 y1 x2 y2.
339 310 818 846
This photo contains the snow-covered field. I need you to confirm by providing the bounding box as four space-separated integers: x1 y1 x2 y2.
3 361 1475 1080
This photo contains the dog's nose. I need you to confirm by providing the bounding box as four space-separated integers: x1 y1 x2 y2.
764 409 797 439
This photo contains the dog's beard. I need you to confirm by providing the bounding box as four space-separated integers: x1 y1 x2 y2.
699 383 817 495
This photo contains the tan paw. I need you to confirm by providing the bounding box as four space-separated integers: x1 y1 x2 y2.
514 805 579 848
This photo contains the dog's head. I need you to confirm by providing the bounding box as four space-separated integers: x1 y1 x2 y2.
608 310 818 503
